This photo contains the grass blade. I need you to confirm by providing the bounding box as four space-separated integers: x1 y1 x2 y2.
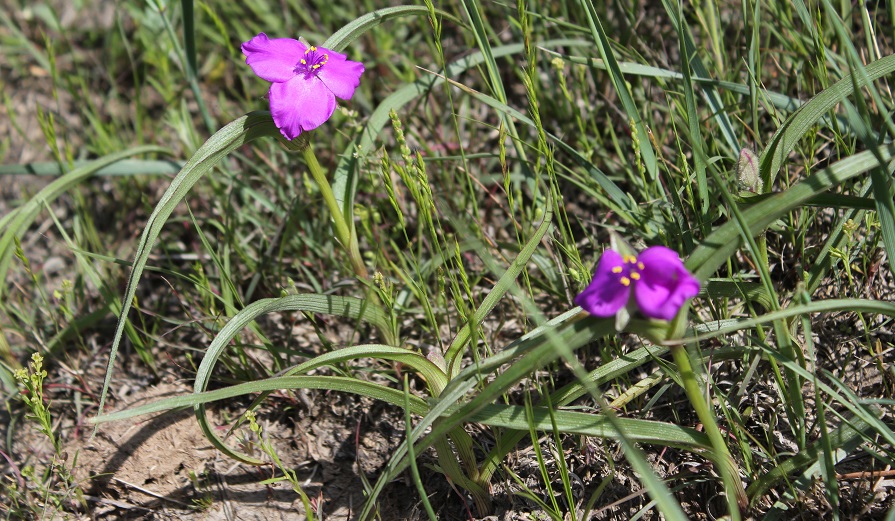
96 112 281 423
759 54 895 189
0 146 168 298
578 0 658 180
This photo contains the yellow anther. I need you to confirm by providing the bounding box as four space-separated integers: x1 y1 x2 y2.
308 46 317 52
630 272 640 281
637 262 645 270
624 255 637 264
300 59 307 65
611 266 623 274
620 276 631 286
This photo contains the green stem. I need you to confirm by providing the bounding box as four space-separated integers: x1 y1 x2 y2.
299 142 404 352
670 343 747 517
301 144 368 280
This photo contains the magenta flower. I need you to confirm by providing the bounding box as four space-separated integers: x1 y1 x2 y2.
575 246 700 321
242 33 365 140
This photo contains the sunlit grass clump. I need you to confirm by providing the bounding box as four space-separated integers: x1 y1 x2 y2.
2 0 895 519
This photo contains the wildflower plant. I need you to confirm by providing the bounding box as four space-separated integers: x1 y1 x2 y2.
574 243 700 321
67 3 895 521
241 33 365 141
15 353 59 455
240 32 369 281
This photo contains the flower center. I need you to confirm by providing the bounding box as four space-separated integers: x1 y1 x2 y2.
294 45 329 77
611 255 645 287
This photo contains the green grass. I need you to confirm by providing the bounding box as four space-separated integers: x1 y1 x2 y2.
2 0 895 519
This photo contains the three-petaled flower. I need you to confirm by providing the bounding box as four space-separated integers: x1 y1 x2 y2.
242 33 365 140
575 246 700 321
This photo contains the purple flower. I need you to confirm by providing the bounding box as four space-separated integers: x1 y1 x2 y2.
242 33 365 140
575 246 700 321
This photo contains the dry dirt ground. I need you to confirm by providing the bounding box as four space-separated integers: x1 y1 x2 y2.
69 382 419 520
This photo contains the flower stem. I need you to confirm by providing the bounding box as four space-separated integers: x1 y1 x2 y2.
670 343 747 517
301 144 368 280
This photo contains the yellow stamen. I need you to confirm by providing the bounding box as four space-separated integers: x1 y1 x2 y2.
620 276 631 286
300 59 307 65
630 272 640 281
624 255 637 264
611 266 623 274
312 54 328 70
637 262 645 270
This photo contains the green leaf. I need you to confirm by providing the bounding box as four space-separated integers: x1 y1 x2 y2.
0 159 184 177
190 294 393 464
471 404 710 450
577 0 658 180
97 113 281 422
444 197 553 376
759 54 895 190
93 375 429 424
688 143 895 280
324 5 456 52
0 146 168 298
661 0 740 153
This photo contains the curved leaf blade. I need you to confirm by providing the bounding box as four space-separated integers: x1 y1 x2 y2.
97 112 281 421
0 146 168 296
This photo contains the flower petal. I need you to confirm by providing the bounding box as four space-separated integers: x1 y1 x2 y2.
575 250 631 317
633 246 700 320
268 76 337 140
242 33 305 83
315 48 365 100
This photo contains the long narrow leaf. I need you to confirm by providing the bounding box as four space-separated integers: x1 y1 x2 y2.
0 146 168 298
97 113 281 421
470 404 711 452
444 198 553 376
0 159 183 177
93 375 429 424
759 54 895 189
190 294 393 464
661 0 740 152
578 0 658 180
688 144 895 279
